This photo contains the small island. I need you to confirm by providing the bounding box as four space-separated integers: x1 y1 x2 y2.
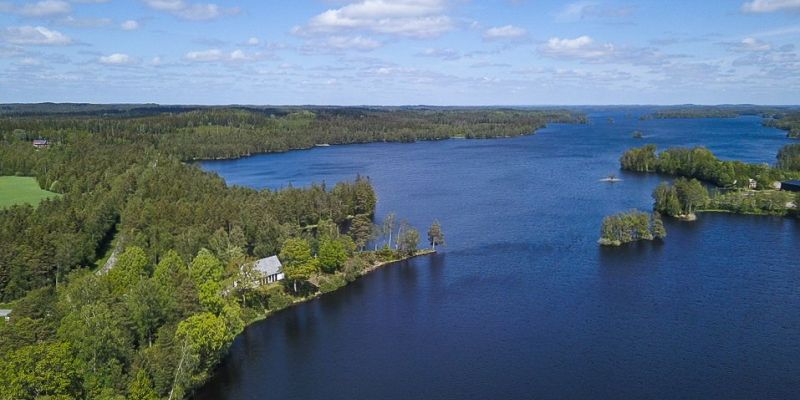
598 210 666 246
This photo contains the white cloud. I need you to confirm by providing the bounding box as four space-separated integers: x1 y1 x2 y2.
741 37 772 51
141 0 239 21
58 15 112 28
742 0 800 13
121 20 140 30
185 48 224 61
19 0 70 17
99 53 136 65
295 0 453 38
13 0 71 17
418 47 460 60
1 26 72 45
246 37 260 46
184 48 258 62
484 25 527 40
555 1 635 22
541 36 614 59
325 35 382 50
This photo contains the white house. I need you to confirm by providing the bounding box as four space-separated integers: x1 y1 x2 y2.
253 255 285 284
0 309 11 321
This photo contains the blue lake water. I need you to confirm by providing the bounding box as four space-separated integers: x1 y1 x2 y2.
196 110 800 400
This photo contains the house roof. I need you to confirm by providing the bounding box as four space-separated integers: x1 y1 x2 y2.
253 256 282 276
0 309 11 317
33 139 47 144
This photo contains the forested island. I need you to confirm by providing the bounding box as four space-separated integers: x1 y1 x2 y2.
598 210 666 246
620 144 800 218
0 105 570 400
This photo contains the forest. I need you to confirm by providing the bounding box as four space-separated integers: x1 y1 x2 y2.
0 105 558 399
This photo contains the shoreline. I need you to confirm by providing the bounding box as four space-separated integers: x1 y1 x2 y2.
277 248 436 311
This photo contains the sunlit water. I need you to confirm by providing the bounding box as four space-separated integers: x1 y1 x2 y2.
196 109 800 400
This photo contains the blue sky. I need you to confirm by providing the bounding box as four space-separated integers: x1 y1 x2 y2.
0 0 798 105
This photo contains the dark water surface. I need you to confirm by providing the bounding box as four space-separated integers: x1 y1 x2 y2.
197 110 800 400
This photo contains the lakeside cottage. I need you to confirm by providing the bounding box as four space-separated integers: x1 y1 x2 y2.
254 255 285 284
32 139 48 149
781 180 800 192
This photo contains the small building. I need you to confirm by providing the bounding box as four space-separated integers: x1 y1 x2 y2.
781 180 800 192
32 139 48 149
747 179 758 190
253 255 285 284
0 309 11 321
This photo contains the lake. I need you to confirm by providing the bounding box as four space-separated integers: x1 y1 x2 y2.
196 109 800 399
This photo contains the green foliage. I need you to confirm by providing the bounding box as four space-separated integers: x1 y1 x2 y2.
619 144 657 172
127 369 158 400
126 278 169 347
57 302 131 376
398 227 420 256
349 214 373 250
174 312 229 372
198 281 225 315
189 249 224 286
342 257 368 282
707 189 795 215
318 274 347 294
653 178 709 217
318 238 348 273
427 220 445 250
280 238 318 292
652 212 667 239
777 143 800 171
108 246 149 294
0 341 82 400
599 210 664 246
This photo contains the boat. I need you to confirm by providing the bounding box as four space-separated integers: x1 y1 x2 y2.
600 174 622 182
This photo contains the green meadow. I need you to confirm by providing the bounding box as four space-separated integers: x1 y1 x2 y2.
0 176 60 208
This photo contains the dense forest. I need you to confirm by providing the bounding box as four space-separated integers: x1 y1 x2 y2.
0 105 571 399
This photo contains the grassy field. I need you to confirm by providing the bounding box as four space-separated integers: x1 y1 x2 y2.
0 176 60 208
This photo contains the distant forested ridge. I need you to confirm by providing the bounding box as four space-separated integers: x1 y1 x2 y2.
640 105 797 120
0 105 585 160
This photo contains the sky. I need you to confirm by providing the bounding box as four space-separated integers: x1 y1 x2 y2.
0 0 798 105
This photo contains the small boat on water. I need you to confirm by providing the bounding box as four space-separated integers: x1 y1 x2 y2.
315 143 331 147
600 174 622 182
